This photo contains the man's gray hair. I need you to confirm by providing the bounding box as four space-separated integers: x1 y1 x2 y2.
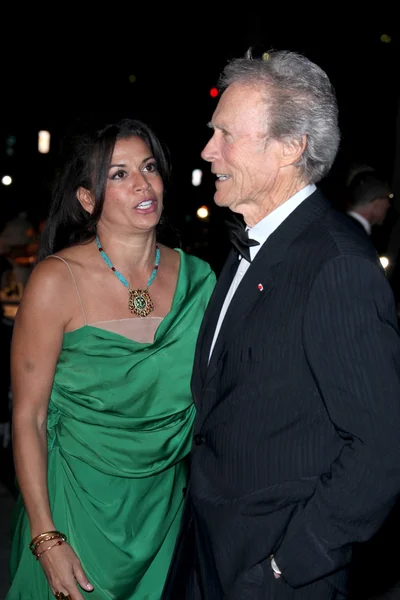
218 49 340 184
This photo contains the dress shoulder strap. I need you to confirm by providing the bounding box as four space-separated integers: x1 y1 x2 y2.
45 255 87 325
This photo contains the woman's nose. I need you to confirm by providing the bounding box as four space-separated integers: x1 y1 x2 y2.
134 173 151 191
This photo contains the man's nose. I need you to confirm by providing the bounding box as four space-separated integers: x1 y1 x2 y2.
201 136 217 163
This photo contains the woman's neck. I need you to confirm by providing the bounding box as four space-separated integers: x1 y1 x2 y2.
95 228 158 278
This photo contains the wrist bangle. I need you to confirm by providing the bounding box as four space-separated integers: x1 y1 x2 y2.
29 530 67 552
31 534 67 555
35 540 64 561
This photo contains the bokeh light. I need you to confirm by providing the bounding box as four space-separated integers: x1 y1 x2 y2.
196 206 209 219
192 169 203 187
38 130 50 154
380 256 390 269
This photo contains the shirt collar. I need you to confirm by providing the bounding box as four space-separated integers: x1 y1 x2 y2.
245 184 317 261
347 211 371 235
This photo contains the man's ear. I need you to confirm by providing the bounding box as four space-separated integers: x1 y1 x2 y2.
281 135 307 167
77 187 95 214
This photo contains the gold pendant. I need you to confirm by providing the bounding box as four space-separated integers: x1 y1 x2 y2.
128 287 154 317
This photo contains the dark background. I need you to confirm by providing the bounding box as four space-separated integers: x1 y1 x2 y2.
0 18 399 277
0 18 400 597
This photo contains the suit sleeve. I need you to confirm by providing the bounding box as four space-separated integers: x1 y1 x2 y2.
273 255 400 588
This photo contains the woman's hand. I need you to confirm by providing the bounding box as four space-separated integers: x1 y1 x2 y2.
38 541 94 599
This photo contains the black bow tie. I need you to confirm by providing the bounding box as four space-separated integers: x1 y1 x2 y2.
225 213 260 262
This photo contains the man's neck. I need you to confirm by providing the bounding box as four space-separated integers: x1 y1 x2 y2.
244 179 310 227
347 210 371 235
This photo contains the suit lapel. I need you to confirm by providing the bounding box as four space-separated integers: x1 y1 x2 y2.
203 190 332 389
205 243 274 385
196 249 239 384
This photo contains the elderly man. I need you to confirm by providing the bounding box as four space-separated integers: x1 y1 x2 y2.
163 50 400 600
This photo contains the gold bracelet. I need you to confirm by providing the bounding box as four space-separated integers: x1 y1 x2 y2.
29 530 67 551
35 539 64 561
31 534 67 555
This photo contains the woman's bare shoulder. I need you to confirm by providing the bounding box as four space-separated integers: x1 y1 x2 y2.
20 244 91 313
47 239 95 267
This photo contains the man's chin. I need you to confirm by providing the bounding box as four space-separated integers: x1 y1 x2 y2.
213 190 231 207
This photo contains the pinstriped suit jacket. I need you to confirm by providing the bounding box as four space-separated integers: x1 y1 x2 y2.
162 190 400 600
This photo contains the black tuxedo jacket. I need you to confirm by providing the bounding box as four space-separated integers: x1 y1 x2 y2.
163 190 400 600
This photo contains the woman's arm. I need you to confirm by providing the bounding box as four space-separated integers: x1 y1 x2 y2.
11 258 93 598
11 259 67 535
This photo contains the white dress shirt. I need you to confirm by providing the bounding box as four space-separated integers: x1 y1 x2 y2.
209 184 316 360
347 210 371 235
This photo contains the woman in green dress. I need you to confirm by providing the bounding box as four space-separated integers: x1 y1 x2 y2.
7 116 216 599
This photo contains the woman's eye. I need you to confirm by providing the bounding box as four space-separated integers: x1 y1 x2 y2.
111 170 126 180
143 162 158 173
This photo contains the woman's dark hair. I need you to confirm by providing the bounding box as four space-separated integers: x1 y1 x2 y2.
39 117 173 260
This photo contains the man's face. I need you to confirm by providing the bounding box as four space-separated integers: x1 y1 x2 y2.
372 197 391 225
201 83 284 219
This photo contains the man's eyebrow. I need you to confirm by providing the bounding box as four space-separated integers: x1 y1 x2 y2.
207 122 228 133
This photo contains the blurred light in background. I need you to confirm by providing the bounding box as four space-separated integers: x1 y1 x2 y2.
380 256 389 269
192 169 203 187
262 52 270 61
5 135 16 157
196 206 209 219
1 175 12 186
128 74 137 83
380 34 392 43
38 130 51 154
210 87 219 98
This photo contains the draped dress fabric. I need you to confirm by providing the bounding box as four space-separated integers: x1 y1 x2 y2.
7 249 215 600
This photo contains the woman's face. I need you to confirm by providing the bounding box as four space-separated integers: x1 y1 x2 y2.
98 135 164 235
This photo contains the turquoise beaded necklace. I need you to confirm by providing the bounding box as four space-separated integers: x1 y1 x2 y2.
96 235 160 318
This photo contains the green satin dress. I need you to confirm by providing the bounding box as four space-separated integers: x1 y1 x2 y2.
7 250 215 600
